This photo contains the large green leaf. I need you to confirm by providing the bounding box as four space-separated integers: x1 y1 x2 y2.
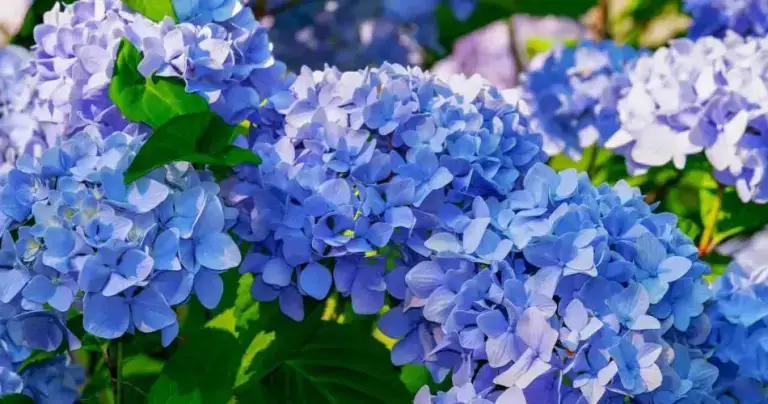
109 39 208 129
147 327 241 404
123 0 178 22
124 112 260 183
0 395 34 404
238 322 412 404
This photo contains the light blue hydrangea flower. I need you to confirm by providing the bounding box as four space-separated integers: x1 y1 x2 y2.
226 63 545 321
520 41 643 159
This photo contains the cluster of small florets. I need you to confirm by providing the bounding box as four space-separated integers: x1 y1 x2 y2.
685 0 768 40
257 0 477 71
703 234 768 402
380 163 716 403
0 125 241 346
224 64 546 320
606 33 768 203
0 45 45 173
25 0 284 143
519 41 642 159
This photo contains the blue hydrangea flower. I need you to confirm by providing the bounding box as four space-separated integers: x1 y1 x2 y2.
376 163 715 402
519 41 643 159
0 45 45 173
606 34 768 203
26 0 286 140
0 125 241 345
259 0 477 71
685 0 768 40
227 63 545 321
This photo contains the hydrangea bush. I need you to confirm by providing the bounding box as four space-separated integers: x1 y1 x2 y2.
1 0 768 403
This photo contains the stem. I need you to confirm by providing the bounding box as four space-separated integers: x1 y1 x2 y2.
109 340 123 404
585 147 598 179
505 17 526 78
698 185 724 257
599 0 610 39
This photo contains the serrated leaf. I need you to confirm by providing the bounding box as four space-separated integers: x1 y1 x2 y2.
123 0 178 23
109 39 208 129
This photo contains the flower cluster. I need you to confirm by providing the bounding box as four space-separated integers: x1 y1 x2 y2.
703 232 768 402
256 0 477 71
384 163 717 403
0 125 241 345
26 0 284 143
137 0 289 123
225 63 546 321
685 0 768 40
606 33 768 203
0 45 45 173
519 41 642 159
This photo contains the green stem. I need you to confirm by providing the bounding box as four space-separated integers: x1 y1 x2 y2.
585 147 599 180
110 340 123 404
699 185 724 257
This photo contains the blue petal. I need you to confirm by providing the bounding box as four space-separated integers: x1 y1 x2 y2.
279 286 304 321
84 294 130 339
194 270 224 309
425 233 461 253
476 309 508 338
262 258 293 287
298 263 332 300
131 288 176 333
405 260 444 299
22 275 56 303
126 178 170 213
0 269 30 303
195 233 241 270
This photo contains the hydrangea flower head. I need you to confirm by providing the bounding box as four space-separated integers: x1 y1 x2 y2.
226 63 545 321
26 0 285 141
607 33 768 203
0 125 241 344
520 40 642 159
0 45 45 173
685 0 768 39
259 0 477 71
705 248 768 399
379 163 716 403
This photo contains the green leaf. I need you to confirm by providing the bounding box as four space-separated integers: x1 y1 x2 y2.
218 146 263 166
400 365 451 395
700 186 768 246
124 112 212 182
237 321 412 404
0 395 34 404
147 327 240 404
110 39 208 129
123 0 178 23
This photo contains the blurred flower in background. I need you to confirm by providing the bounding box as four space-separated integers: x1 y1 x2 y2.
250 0 476 71
0 0 31 46
432 15 587 89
